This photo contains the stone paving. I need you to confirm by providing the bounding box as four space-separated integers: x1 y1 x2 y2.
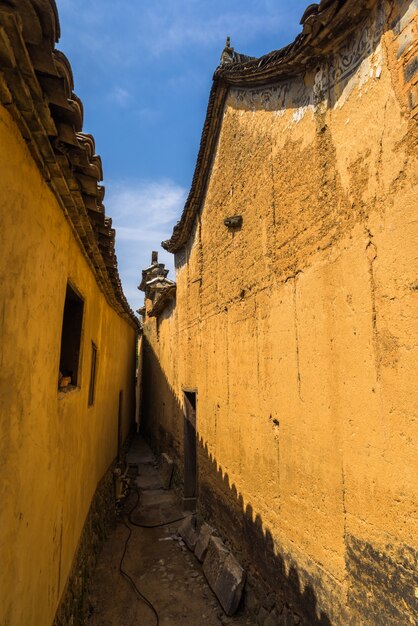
87 436 252 625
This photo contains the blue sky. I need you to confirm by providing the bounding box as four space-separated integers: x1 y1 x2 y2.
57 0 309 311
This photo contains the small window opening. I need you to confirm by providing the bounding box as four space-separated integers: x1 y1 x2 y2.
88 342 98 406
58 283 84 390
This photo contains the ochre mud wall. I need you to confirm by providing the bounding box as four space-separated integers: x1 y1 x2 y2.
142 1 418 624
0 103 137 626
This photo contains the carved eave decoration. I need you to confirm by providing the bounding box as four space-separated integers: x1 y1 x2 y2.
148 284 177 318
138 264 169 292
144 276 175 301
0 0 138 329
162 0 379 254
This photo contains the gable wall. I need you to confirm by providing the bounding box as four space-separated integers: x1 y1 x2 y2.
141 2 418 623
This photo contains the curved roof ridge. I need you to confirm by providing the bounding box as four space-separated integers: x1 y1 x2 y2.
162 0 379 253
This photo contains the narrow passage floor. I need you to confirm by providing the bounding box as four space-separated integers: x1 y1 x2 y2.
87 436 251 626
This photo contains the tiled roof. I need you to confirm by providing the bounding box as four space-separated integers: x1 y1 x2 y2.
138 251 175 316
148 284 177 318
162 0 379 253
0 0 138 328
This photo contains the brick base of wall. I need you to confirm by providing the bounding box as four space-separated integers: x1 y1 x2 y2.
52 465 116 626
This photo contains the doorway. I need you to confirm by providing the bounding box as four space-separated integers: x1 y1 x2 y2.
183 390 197 500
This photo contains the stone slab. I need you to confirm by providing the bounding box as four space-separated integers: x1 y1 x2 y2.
203 536 229 591
178 514 199 551
194 521 216 562
203 536 246 616
213 552 246 616
159 452 174 490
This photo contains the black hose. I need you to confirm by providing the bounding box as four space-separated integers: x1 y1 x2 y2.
128 485 193 529
118 488 160 625
117 484 194 625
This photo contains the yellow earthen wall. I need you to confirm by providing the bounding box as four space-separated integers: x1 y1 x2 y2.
142 3 418 624
0 104 137 626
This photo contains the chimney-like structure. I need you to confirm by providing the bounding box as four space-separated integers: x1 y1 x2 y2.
138 251 176 317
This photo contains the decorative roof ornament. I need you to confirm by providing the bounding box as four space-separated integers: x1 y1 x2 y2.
220 36 235 65
138 251 175 303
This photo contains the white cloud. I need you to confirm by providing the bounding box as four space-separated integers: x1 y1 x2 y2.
117 227 177 242
58 0 300 66
132 107 161 122
142 11 284 57
109 86 131 106
106 179 186 224
104 179 187 310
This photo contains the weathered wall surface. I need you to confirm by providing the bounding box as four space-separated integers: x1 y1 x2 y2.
0 103 137 626
142 2 418 624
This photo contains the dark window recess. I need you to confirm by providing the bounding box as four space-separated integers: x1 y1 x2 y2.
58 283 84 389
88 342 98 405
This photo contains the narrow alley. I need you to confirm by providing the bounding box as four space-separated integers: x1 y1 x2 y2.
2 2 417 625
87 437 251 626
